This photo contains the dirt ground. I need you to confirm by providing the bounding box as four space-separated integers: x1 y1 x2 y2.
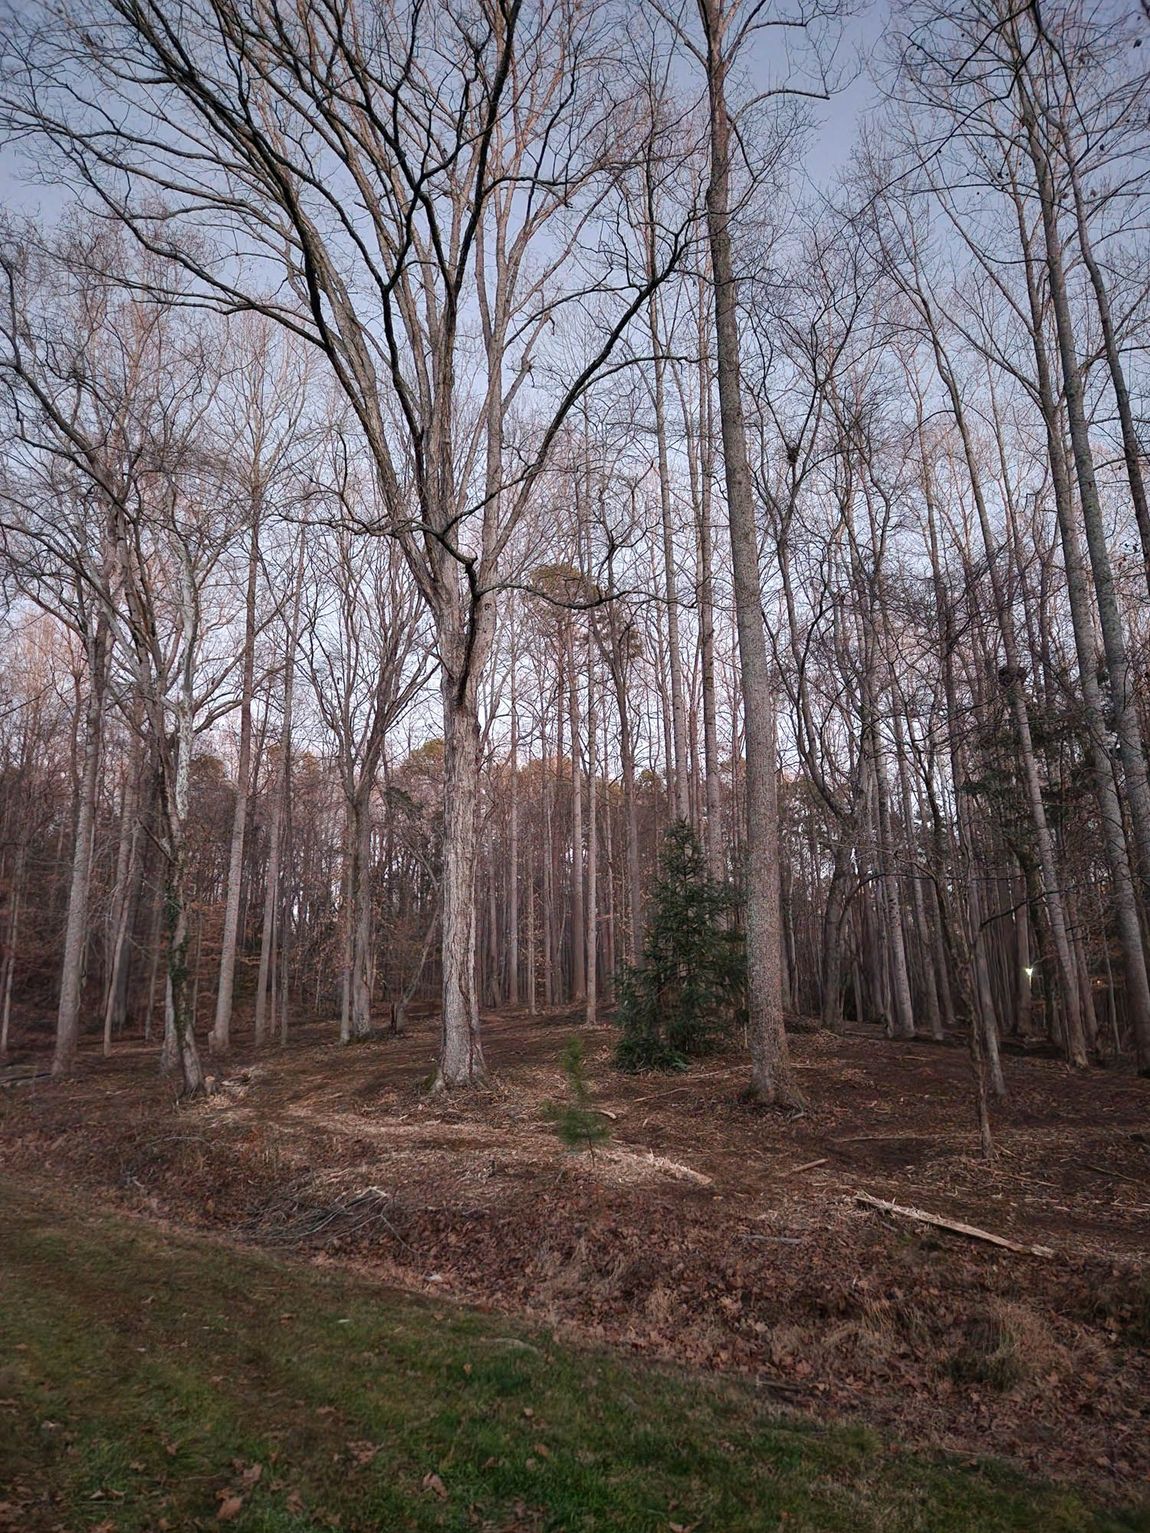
2 1007 1148 1498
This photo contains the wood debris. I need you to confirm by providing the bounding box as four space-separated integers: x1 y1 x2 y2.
855 1191 1055 1257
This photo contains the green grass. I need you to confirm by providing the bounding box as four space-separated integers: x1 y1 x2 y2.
0 1176 1145 1533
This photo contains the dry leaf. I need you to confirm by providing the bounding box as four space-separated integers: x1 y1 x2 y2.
421 1472 447 1500
216 1494 245 1521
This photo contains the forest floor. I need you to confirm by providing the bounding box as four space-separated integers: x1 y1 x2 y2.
2 1007 1149 1520
5 1175 1144 1533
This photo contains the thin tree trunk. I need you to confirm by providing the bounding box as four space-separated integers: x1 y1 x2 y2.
210 503 260 1053
255 533 304 1046
568 622 585 1004
647 283 690 822
508 667 520 1006
0 850 25 1059
585 659 598 1025
102 756 142 1056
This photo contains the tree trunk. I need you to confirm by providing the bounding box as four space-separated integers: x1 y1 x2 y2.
342 786 374 1042
434 658 487 1088
648 285 690 822
701 10 800 1106
585 660 598 1025
255 533 304 1046
53 619 108 1076
102 749 142 1056
568 622 585 1004
210 504 260 1053
508 671 520 1006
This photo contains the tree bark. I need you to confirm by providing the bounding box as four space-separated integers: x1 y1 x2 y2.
210 502 260 1053
433 643 488 1088
700 0 801 1107
53 615 108 1077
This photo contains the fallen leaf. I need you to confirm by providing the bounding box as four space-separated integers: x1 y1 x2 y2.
216 1494 244 1522
421 1472 447 1500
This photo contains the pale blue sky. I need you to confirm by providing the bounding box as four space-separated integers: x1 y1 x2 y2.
0 1 888 221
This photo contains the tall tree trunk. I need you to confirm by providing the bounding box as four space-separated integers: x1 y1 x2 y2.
102 744 143 1056
1008 181 1150 1072
568 622 585 1004
508 668 520 1006
1034 178 1150 912
255 533 304 1046
585 660 598 1025
434 635 488 1087
53 617 108 1076
1062 155 1150 596
647 283 690 822
0 847 25 1059
162 673 206 1098
210 503 260 1053
820 847 852 1032
873 743 916 1042
701 6 800 1105
917 354 1085 1061
342 787 374 1042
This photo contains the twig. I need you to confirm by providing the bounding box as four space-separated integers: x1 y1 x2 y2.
787 1158 829 1174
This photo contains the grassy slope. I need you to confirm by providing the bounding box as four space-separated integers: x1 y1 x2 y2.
0 1177 1145 1533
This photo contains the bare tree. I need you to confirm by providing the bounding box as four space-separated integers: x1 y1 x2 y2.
1 0 689 1087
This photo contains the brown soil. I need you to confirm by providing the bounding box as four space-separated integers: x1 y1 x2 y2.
2 1007 1148 1495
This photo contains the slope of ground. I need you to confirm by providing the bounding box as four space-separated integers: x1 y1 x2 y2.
2 1007 1148 1504
2 1175 1147 1533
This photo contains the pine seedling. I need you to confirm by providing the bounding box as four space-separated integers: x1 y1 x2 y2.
544 1036 611 1154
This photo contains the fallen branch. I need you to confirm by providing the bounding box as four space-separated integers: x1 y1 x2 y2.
787 1158 829 1174
755 1374 806 1394
1083 1163 1145 1187
834 1132 930 1144
601 1147 714 1186
628 1070 741 1107
855 1191 1054 1257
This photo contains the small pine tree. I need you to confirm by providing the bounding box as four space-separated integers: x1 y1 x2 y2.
614 820 745 1072
544 1036 611 1153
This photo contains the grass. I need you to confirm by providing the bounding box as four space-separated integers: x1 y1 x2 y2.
0 1176 1146 1533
